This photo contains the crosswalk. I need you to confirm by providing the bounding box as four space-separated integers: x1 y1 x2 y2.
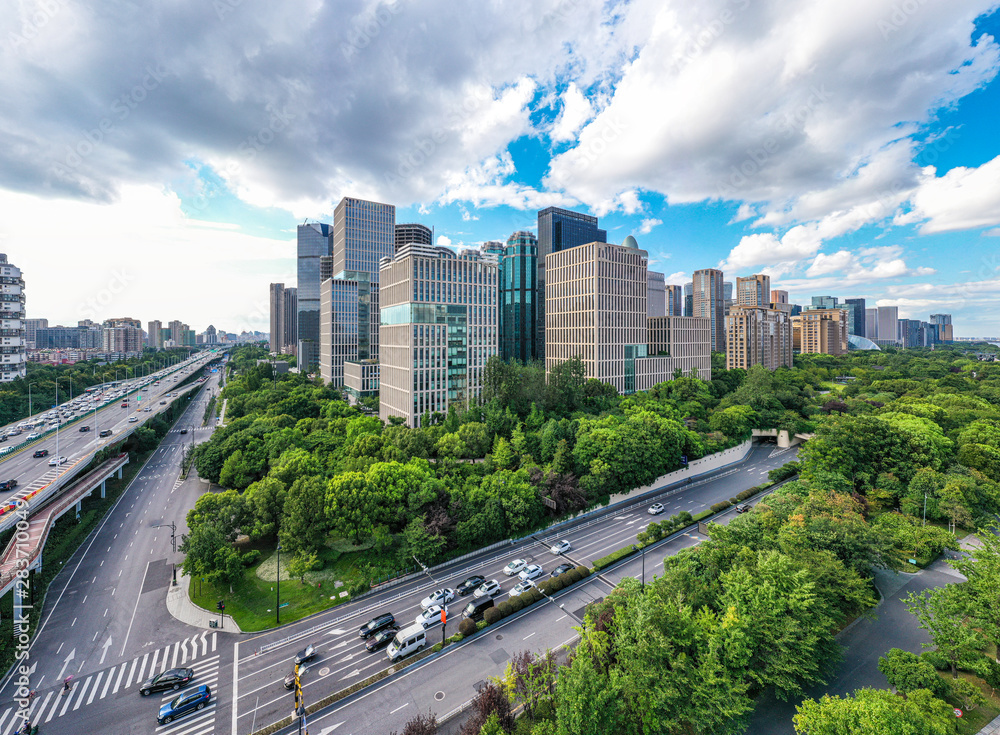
168 427 212 435
0 632 219 735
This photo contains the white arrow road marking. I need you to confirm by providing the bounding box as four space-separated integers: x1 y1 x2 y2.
318 724 345 734
326 629 348 636
99 637 113 665
57 649 76 681
339 669 361 681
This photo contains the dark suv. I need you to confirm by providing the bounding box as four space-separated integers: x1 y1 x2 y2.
99 429 113 437
359 612 396 638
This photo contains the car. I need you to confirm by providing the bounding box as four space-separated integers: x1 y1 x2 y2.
120 403 129 408
415 605 447 629
359 612 396 639
511 580 534 596
32 449 49 458
25 433 39 440
735 503 751 514
473 579 501 598
128 416 139 423
456 575 486 596
519 564 543 582
7 429 20 436
283 669 305 690
157 685 211 725
549 540 572 555
0 479 17 490
99 429 113 437
79 425 91 432
144 407 152 412
551 563 573 578
503 559 528 576
179 429 188 434
48 456 68 466
648 503 666 515
293 643 317 665
420 588 456 609
365 626 399 652
139 667 194 696
0 435 6 442
160 400 167 405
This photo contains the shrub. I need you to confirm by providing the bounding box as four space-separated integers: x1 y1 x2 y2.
458 618 477 637
736 488 755 501
564 569 581 585
550 577 565 592
920 650 949 671
574 565 591 578
530 588 544 603
729 497 739 505
496 601 513 618
769 461 800 482
518 592 535 608
448 633 464 644
646 521 661 540
508 596 524 613
537 580 555 596
593 545 638 571
676 510 693 525
710 501 731 513
476 620 487 631
483 606 502 626
432 642 443 652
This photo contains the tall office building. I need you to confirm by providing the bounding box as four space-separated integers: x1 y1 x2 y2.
930 314 953 343
683 282 694 317
500 231 538 363
147 319 163 350
665 284 683 316
693 268 725 351
102 317 144 354
736 274 771 307
282 287 297 351
536 207 607 358
320 255 334 282
810 295 838 310
726 305 793 370
319 197 395 386
269 283 285 354
792 309 849 355
379 245 498 427
297 222 333 370
545 239 711 393
866 308 879 340
877 306 900 345
395 223 432 250
770 289 793 315
898 318 921 348
844 298 866 337
24 318 46 350
480 241 505 258
0 255 26 381
647 271 666 317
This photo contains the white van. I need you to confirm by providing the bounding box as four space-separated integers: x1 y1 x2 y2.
386 623 426 663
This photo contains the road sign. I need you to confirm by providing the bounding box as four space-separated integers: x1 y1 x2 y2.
954 708 963 718
680 455 688 465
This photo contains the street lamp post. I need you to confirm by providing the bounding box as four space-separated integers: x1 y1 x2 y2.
27 383 33 418
276 544 282 624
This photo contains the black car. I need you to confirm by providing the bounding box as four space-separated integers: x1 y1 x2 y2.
456 575 486 596
293 643 317 665
283 669 305 690
79 425 91 432
735 503 751 514
0 479 17 491
32 449 49 458
139 667 194 696
180 429 188 435
99 429 113 437
550 563 573 578
359 613 396 638
365 626 398 652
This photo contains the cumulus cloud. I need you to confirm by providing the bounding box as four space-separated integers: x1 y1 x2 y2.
897 154 1000 234
550 83 595 143
638 217 662 234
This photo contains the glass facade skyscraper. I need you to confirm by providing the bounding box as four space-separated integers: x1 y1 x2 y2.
844 298 866 336
297 222 333 369
500 230 538 363
536 207 606 358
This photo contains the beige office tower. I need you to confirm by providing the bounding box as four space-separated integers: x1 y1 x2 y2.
792 308 849 355
545 240 711 393
693 268 725 351
725 305 793 370
379 245 498 427
736 274 771 307
770 289 793 314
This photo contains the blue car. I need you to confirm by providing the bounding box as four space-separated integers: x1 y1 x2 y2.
157 685 211 725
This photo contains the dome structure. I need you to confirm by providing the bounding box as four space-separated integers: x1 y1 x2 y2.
622 235 639 249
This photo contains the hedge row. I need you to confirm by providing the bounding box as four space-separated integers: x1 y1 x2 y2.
636 511 693 547
593 545 639 571
481 566 592 626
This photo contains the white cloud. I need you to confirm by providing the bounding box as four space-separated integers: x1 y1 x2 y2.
664 270 690 286
897 155 1000 234
436 234 453 247
550 83 595 143
638 217 662 234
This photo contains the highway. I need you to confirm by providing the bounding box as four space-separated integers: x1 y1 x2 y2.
0 363 228 735
234 443 799 735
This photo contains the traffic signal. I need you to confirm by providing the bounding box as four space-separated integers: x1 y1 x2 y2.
216 601 225 611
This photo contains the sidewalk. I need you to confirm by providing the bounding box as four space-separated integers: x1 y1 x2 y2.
165 560 243 633
981 714 1000 734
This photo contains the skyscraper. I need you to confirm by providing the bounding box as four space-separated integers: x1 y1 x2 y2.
693 268 725 351
647 271 666 317
877 306 899 345
844 298 866 337
665 284 683 316
0 254 26 381
379 245 498 427
282 287 297 352
297 222 333 369
395 223 432 250
269 283 285 354
684 282 694 317
536 207 607 358
500 230 538 363
148 319 163 350
866 308 878 340
726 306 793 370
736 274 770 307
810 295 838 310
898 318 921 348
930 314 953 342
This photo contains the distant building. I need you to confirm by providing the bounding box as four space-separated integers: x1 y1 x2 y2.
792 309 849 355
866 308 879 340
647 271 666 318
0 254 26 381
395 223 433 250
665 284 683 316
737 274 770 307
930 314 953 343
810 295 838 310
102 317 144 354
500 231 538 363
726 305 793 370
269 283 285 354
683 282 694 317
898 318 921 348
480 241 505 258
147 319 163 349
297 221 334 370
693 268 726 351
24 318 47 350
770 289 793 315
877 306 900 345
844 298 866 337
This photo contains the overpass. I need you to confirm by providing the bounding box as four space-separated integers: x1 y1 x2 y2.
752 428 814 448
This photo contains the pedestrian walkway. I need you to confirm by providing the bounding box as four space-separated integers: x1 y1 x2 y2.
166 561 243 632
0 632 219 735
980 713 1000 734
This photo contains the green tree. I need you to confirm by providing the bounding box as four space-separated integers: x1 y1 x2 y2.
904 585 982 678
244 476 287 540
279 476 329 556
709 405 759 440
793 687 957 735
951 524 1000 659
403 516 446 565
878 648 943 697
286 551 318 583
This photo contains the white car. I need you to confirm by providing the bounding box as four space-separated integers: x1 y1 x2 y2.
549 540 572 555
25 433 40 440
648 503 665 515
511 580 534 596
48 456 68 466
419 588 455 609
415 604 447 629
144 407 152 412
128 416 139 423
503 559 527 577
518 564 543 582
474 580 501 599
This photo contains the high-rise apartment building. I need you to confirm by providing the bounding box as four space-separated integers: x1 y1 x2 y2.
665 284 683 316
379 245 498 427
866 308 878 340
899 318 921 348
269 283 285 354
736 274 771 307
102 317 144 354
536 207 607 358
792 309 849 355
500 231 538 363
647 270 666 317
24 318 46 350
930 314 953 343
297 222 333 370
0 254 26 381
770 289 793 315
147 319 163 349
844 298 866 337
395 223 432 250
693 268 725 351
877 306 900 345
545 239 711 393
725 305 793 370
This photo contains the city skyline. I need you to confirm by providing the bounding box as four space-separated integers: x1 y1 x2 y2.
2 2 999 335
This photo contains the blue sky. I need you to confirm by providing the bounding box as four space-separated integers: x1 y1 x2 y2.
2 0 1000 335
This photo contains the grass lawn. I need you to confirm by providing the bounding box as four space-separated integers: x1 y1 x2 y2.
946 669 1000 734
818 381 847 393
